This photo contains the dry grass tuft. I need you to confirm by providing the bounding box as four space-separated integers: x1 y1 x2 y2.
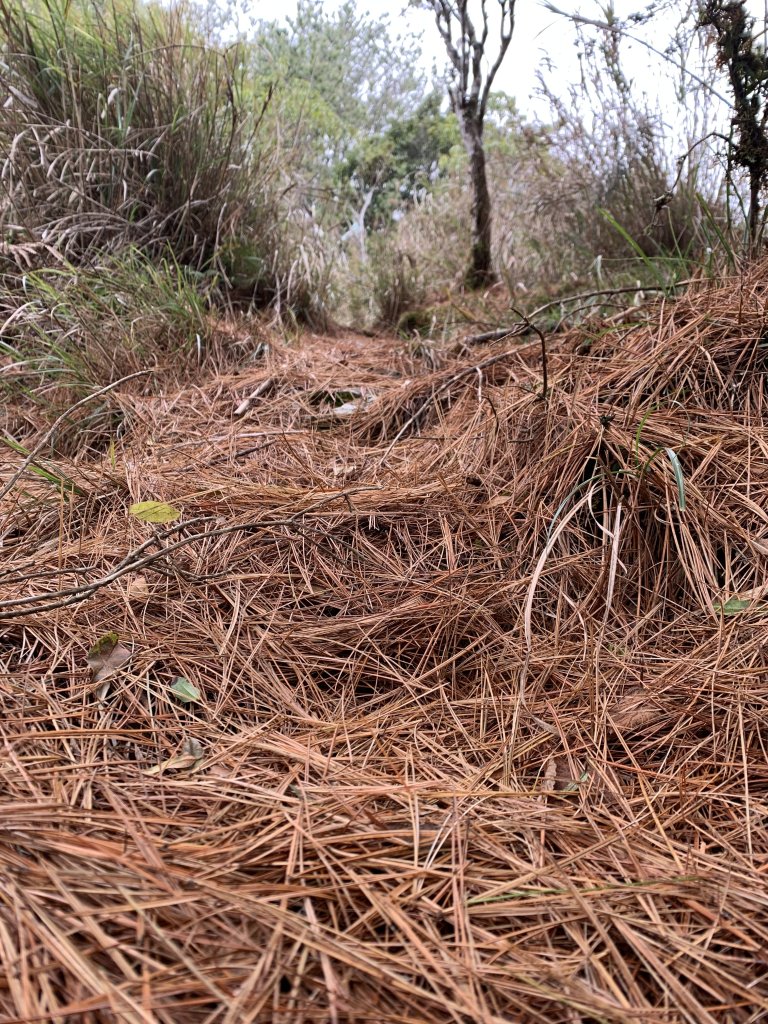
1 265 768 1022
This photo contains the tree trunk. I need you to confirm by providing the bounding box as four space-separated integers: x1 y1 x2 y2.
460 116 495 288
748 168 761 253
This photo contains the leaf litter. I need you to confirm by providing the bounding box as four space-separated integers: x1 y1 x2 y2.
1 280 768 1021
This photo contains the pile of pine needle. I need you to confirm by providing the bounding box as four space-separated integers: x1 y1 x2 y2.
1 267 767 1022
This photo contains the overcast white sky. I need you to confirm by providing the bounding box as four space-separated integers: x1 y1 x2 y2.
237 0 768 136
332 0 624 113
242 0 726 119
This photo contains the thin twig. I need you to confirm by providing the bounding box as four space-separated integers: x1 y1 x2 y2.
509 306 547 401
463 282 694 347
0 487 382 619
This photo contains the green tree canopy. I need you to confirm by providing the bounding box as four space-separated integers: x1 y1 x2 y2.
338 93 461 230
251 0 428 169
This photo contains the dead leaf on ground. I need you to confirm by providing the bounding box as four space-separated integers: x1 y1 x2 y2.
540 757 557 794
332 458 358 480
87 632 132 683
610 687 661 731
552 755 588 793
144 738 204 776
125 574 150 603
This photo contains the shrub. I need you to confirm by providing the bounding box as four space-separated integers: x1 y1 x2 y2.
0 249 206 387
508 12 734 292
359 33 732 317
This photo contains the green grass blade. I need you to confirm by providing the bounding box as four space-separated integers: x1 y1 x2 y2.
696 192 736 271
665 447 685 512
1 437 83 495
599 208 669 290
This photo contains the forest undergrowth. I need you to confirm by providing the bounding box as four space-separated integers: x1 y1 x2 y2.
1 265 768 1022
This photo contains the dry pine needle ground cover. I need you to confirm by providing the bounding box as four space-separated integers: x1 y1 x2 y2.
1 267 768 1023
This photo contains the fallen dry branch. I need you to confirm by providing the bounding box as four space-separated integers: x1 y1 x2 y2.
1 271 768 1021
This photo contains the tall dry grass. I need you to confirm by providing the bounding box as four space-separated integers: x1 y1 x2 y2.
510 22 730 294
0 0 331 320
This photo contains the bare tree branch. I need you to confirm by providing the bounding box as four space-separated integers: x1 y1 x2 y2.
0 488 383 620
422 0 516 285
480 1 514 121
543 2 730 106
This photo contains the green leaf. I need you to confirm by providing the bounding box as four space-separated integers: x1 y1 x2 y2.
171 677 201 703
714 597 754 615
129 500 180 524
